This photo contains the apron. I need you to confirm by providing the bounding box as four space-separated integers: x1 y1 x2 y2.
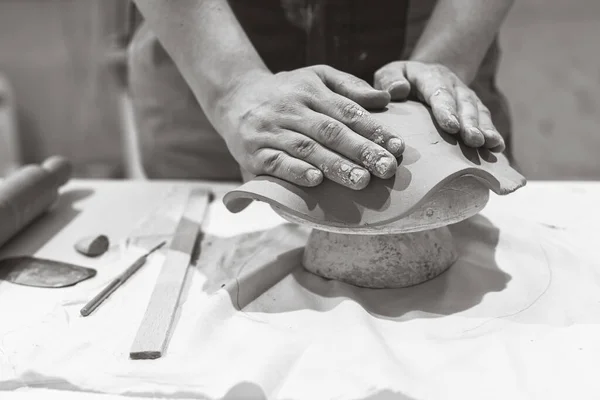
127 0 513 181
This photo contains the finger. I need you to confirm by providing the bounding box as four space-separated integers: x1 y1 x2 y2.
427 86 460 134
456 87 485 147
477 102 506 152
267 131 372 190
252 148 324 187
409 68 460 134
286 109 398 179
306 93 405 158
373 63 411 101
311 65 390 109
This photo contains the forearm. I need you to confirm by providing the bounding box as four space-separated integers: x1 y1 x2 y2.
409 0 515 84
132 0 269 114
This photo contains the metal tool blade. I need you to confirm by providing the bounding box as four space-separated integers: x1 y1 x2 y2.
0 256 96 288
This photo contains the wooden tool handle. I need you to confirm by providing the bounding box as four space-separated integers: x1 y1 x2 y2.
42 156 72 187
0 156 72 249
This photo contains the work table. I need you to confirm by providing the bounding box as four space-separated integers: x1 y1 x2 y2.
1 179 600 400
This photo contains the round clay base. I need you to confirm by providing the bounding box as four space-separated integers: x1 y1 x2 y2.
302 227 458 289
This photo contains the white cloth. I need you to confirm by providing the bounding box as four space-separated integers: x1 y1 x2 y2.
1 186 600 400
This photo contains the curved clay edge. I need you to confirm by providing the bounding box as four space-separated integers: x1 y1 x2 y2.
222 166 526 229
274 176 490 235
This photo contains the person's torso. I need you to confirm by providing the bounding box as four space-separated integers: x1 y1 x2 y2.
127 0 514 179
228 0 413 83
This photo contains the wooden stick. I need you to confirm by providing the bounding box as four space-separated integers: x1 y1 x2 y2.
129 189 211 360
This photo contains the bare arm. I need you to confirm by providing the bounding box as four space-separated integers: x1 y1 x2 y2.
132 0 269 116
374 0 514 150
410 0 515 84
132 0 403 190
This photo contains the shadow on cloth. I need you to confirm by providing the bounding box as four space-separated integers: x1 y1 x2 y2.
0 374 267 399
222 384 417 400
0 376 416 400
244 214 510 320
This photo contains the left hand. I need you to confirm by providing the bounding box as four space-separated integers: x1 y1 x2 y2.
374 61 505 152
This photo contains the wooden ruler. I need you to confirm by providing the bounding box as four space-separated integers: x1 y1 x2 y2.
129 188 211 360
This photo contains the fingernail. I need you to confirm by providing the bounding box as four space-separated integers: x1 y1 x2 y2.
305 169 322 184
484 130 504 147
388 81 410 98
489 136 506 152
496 137 506 150
467 127 485 147
375 155 396 178
372 127 386 146
387 138 405 156
448 115 460 131
349 168 367 183
349 168 370 189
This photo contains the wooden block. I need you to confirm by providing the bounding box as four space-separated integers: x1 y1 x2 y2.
129 189 210 360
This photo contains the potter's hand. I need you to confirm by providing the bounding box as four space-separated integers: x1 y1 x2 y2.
374 61 505 152
214 65 405 190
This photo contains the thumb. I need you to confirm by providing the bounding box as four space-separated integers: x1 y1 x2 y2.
311 65 390 109
374 62 411 101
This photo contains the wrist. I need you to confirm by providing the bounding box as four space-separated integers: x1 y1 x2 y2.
205 66 272 133
221 67 272 102
201 65 271 116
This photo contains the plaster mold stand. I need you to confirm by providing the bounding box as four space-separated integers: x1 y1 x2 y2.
224 101 526 288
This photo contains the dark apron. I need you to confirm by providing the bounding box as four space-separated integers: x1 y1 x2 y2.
127 0 513 180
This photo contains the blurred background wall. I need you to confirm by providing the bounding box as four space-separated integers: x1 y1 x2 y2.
0 0 126 178
498 0 600 179
0 0 598 179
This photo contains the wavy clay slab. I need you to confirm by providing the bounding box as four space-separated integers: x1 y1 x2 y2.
223 101 526 229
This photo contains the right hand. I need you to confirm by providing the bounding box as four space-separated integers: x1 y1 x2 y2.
211 65 405 190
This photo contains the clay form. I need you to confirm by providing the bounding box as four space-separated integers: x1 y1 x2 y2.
222 101 526 289
75 234 110 257
0 256 96 288
275 175 490 234
223 101 525 229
